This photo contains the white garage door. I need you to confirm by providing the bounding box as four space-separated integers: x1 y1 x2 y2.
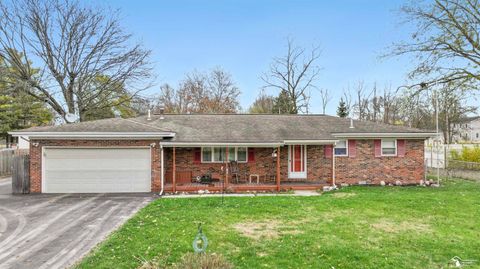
43 148 151 193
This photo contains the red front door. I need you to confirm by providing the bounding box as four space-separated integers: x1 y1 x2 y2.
289 145 306 178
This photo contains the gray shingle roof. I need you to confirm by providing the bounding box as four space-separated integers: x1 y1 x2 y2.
12 114 435 142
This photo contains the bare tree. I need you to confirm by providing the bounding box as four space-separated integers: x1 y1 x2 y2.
319 88 332 114
206 68 241 113
352 81 372 120
390 0 480 90
341 89 353 117
248 92 276 113
155 68 241 114
262 39 321 114
0 0 153 122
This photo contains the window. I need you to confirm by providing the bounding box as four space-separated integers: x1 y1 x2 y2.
201 147 248 163
228 147 236 162
213 147 226 162
381 139 397 156
202 147 212 162
334 140 348 156
477 133 479 139
237 147 247 162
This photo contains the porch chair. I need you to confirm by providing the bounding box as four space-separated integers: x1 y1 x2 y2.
229 161 247 184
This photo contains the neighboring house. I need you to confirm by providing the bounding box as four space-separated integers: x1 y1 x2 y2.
452 116 480 143
9 114 435 194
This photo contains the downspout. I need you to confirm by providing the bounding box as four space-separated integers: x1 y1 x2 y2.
159 144 165 196
332 142 336 187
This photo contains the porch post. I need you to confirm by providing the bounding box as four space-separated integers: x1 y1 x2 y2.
276 146 280 192
160 145 164 194
225 146 229 187
332 143 336 187
173 147 176 193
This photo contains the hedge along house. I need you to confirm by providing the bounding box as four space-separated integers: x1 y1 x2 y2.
9 114 436 194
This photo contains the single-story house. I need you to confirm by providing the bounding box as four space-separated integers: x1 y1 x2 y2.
9 114 436 194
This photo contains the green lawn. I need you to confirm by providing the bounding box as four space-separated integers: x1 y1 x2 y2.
76 179 480 269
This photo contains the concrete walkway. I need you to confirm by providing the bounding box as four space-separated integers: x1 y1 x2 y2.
0 178 154 269
162 190 321 199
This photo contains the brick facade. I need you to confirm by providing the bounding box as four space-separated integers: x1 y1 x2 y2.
29 139 161 193
28 138 424 193
335 139 425 185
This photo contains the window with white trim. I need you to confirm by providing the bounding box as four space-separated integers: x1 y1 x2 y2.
381 139 397 156
201 147 248 163
201 147 212 162
334 140 348 156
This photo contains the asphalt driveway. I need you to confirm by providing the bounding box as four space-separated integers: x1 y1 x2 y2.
0 177 155 269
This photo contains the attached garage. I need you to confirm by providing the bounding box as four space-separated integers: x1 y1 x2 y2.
43 147 151 193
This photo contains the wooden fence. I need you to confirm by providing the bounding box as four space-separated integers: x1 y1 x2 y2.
0 149 14 177
12 154 30 194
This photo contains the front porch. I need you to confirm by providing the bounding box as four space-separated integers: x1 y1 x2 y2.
160 144 335 193
164 181 328 193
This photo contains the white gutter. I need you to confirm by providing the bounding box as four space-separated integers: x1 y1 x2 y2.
8 132 176 139
332 132 437 138
160 142 284 147
284 140 338 145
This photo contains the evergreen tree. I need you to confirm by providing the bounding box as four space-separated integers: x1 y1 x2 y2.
272 90 296 114
337 98 349 117
0 52 53 137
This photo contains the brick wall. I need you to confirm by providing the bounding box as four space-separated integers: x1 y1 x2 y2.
335 139 425 185
29 140 161 193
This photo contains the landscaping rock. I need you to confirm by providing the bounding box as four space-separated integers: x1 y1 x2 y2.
340 183 349 187
395 180 402 186
380 181 386 186
358 181 367 185
323 186 336 192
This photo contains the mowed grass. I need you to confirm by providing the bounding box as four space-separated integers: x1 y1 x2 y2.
76 179 480 269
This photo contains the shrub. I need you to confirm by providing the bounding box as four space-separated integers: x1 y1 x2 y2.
452 146 480 163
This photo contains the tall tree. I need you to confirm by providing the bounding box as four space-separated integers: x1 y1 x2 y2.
272 90 295 114
206 68 241 113
155 68 241 113
336 98 349 118
391 0 480 90
0 52 52 137
248 93 276 114
262 39 321 114
0 0 152 122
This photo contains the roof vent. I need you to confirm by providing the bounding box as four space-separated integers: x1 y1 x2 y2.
147 109 151 121
349 118 355 129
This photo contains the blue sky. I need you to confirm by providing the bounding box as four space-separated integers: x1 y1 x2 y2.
102 0 416 114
